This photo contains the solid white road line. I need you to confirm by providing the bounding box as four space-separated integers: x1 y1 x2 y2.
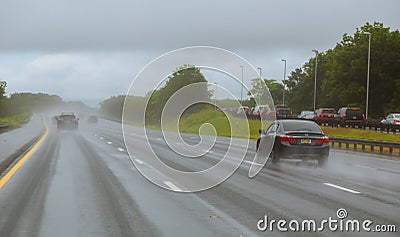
163 181 182 192
323 182 361 194
100 136 104 140
118 148 125 152
107 141 112 145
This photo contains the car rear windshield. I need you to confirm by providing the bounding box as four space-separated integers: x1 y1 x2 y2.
322 109 334 114
59 115 76 119
282 121 322 133
346 108 362 116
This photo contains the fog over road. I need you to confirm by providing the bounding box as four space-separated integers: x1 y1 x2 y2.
0 119 399 236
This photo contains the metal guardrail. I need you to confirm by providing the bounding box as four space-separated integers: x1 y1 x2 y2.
330 137 400 156
0 123 11 132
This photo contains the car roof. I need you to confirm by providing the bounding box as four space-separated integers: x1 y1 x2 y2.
278 119 315 123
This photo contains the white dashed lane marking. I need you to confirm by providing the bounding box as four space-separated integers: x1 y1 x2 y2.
323 182 361 194
135 159 145 164
163 181 182 192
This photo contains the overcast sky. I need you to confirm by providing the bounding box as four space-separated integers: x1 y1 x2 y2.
0 0 399 106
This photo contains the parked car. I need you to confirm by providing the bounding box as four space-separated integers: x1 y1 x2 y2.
253 105 272 116
314 108 335 125
256 119 329 167
334 107 365 127
275 104 292 119
237 106 250 115
56 112 79 130
381 113 400 125
298 110 315 120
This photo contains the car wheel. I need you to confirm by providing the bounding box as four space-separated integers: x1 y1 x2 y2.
256 138 260 151
318 156 328 168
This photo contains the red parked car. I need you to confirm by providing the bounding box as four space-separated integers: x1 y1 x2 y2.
314 108 335 125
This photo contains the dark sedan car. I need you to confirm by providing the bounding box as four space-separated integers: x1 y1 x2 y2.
256 119 329 167
56 112 79 130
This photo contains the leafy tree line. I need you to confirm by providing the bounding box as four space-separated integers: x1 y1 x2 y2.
100 66 212 124
0 82 62 117
145 65 211 125
283 22 400 118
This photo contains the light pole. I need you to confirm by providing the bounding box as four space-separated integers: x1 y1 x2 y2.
258 67 262 105
214 82 218 110
364 32 371 119
312 49 319 111
240 65 244 104
281 59 287 105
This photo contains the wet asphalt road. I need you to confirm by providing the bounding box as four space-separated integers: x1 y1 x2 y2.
0 119 399 237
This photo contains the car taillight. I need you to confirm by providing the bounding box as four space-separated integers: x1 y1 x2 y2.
276 111 279 114
303 115 306 118
394 119 399 123
319 114 323 117
362 114 365 119
279 135 297 143
290 110 293 115
315 137 329 143
351 108 358 110
343 113 346 117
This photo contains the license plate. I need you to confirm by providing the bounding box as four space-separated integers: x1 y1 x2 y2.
353 116 357 119
301 138 311 144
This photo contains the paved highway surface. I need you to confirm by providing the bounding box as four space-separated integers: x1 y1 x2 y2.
0 118 399 236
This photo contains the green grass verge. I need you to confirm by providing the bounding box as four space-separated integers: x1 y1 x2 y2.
0 112 31 128
321 126 400 143
163 109 400 142
169 109 267 139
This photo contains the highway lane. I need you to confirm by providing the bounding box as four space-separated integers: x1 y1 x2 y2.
0 118 399 236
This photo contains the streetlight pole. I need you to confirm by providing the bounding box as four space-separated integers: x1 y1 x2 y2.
312 49 319 111
214 82 218 110
364 32 371 120
281 59 286 105
257 67 262 105
240 65 244 104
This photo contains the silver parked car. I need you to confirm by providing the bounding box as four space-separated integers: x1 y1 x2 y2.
381 113 400 125
298 110 315 120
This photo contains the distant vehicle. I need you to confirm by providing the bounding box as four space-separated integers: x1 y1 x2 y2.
56 112 79 130
253 105 272 116
314 108 335 125
381 113 400 125
256 119 329 167
334 107 365 127
298 110 315 120
87 115 98 124
275 104 292 119
237 106 250 115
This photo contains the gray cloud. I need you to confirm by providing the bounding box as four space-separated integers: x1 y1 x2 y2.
0 0 399 105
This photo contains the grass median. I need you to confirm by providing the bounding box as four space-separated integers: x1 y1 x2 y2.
158 109 400 143
0 113 31 128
